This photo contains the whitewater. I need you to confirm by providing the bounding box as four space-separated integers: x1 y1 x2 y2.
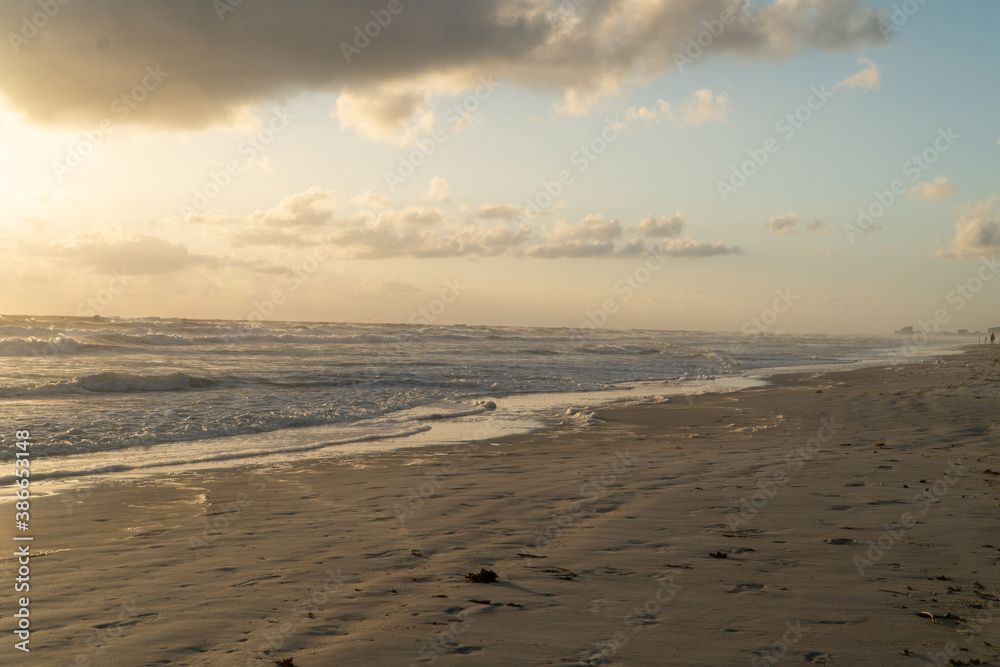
0 314 966 481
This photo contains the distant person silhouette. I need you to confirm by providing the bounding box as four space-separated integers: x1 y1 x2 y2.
992 333 996 345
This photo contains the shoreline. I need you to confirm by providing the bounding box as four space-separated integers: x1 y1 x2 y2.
7 346 1000 665
14 339 972 493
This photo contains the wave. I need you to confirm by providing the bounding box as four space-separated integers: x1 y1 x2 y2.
0 336 91 356
6 371 217 396
0 422 436 484
577 344 664 356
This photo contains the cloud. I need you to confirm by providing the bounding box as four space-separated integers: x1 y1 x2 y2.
351 191 392 209
767 211 800 236
834 57 881 92
418 177 451 202
329 218 536 259
525 239 621 259
767 211 829 236
679 89 730 127
637 211 685 238
348 274 423 299
656 237 743 258
548 214 622 243
524 214 629 257
908 176 956 201
0 0 887 129
623 100 675 124
461 203 536 222
525 214 741 259
385 206 449 227
806 220 831 234
938 196 1000 259
176 187 743 261
332 88 436 145
185 186 339 247
247 186 338 228
28 224 223 274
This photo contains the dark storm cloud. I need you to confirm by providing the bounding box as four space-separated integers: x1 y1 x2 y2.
0 0 886 128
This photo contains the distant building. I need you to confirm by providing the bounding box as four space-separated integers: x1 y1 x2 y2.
896 325 914 334
957 329 969 335
990 326 1000 334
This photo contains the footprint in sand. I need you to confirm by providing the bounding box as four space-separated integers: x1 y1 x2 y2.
728 583 766 594
231 574 281 588
96 613 159 630
804 652 833 664
589 598 612 613
825 537 857 545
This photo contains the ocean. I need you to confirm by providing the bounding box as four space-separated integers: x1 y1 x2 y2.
0 315 967 482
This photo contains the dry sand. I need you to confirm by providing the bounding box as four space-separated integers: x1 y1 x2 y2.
5 347 1000 666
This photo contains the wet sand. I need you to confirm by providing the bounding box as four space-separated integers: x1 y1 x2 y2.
7 346 1000 666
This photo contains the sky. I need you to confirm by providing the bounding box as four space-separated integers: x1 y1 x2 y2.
1 0 998 334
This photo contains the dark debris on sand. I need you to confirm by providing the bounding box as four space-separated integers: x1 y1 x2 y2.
465 569 499 583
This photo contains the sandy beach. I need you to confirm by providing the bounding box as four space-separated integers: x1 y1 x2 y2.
8 347 1000 666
